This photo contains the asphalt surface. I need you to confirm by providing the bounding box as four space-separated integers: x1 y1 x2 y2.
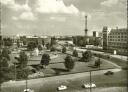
2 68 126 92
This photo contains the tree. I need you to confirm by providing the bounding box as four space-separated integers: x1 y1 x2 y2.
42 39 45 46
16 68 29 79
46 43 50 50
0 51 10 91
50 46 56 52
50 37 56 46
3 38 13 46
94 58 101 67
73 36 86 46
40 53 51 68
23 40 27 45
81 50 92 62
38 45 43 51
27 41 37 51
2 48 10 61
64 55 75 71
17 40 20 48
79 40 84 46
62 47 66 53
73 50 78 57
94 38 100 46
17 51 28 68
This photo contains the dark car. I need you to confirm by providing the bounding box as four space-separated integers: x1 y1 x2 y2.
104 71 114 75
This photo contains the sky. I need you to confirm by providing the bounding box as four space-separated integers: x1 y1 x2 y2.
1 0 127 36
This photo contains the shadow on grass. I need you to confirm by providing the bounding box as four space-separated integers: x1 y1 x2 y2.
52 68 68 75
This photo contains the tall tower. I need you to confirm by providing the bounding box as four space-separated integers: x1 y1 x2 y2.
84 16 88 36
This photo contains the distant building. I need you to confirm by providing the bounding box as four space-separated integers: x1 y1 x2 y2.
0 30 2 47
20 35 51 46
98 32 102 38
93 31 98 37
102 27 127 54
102 26 109 50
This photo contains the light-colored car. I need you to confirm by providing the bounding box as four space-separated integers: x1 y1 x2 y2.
82 83 96 88
57 85 67 91
24 89 34 92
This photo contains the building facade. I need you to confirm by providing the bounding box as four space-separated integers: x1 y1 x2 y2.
102 26 109 50
93 31 98 37
20 35 51 46
102 27 127 54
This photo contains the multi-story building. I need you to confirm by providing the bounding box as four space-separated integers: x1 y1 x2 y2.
102 26 127 54
0 30 2 47
102 26 110 50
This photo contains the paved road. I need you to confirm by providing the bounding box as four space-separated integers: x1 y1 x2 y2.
75 47 127 61
2 68 123 92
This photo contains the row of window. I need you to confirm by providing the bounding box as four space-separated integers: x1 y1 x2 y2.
108 38 127 41
108 35 127 38
109 32 127 35
108 42 127 47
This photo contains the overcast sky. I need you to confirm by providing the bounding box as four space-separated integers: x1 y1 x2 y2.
1 0 127 36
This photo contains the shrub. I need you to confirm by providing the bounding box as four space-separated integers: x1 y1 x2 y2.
62 47 66 53
40 53 51 68
64 55 75 71
73 50 78 57
81 50 92 62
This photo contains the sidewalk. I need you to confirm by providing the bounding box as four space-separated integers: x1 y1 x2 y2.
110 55 127 61
75 47 127 61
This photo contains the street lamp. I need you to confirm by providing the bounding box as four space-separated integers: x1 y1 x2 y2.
89 71 92 92
14 62 17 81
25 78 28 91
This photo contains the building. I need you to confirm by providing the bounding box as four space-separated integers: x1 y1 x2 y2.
20 35 51 46
0 30 2 47
102 27 127 55
93 31 98 37
102 26 109 50
98 32 102 38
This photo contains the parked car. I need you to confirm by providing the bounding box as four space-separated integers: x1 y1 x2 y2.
57 85 67 91
24 89 34 92
104 71 114 75
82 83 96 88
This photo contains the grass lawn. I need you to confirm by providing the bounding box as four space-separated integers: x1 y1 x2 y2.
9 50 118 78
39 56 117 77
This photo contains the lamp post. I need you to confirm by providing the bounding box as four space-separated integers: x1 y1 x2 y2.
14 62 17 81
98 56 101 70
26 78 28 91
89 71 92 92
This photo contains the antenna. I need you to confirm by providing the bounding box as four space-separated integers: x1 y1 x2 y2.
85 15 88 36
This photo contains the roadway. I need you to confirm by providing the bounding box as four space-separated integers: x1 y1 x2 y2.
74 47 127 61
2 68 126 92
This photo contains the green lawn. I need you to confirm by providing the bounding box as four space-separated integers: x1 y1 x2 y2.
9 50 118 78
38 56 117 77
